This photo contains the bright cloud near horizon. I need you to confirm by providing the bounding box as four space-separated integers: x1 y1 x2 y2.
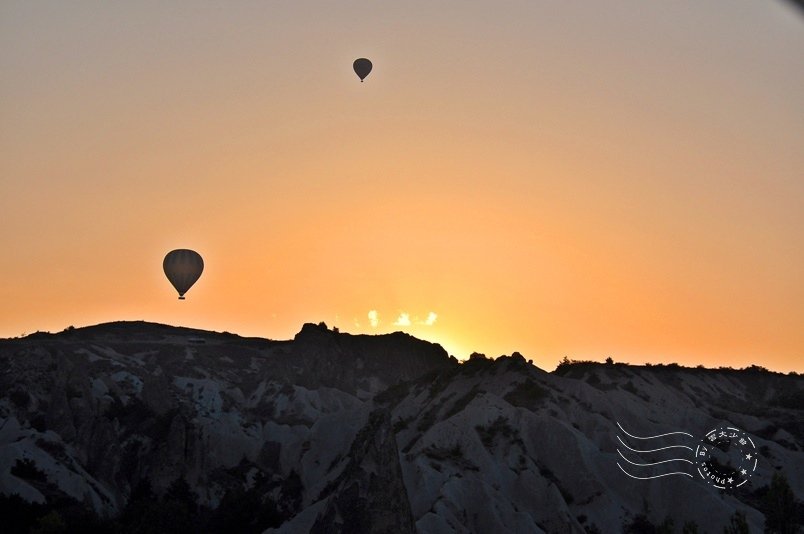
1 2 802 372
394 313 412 327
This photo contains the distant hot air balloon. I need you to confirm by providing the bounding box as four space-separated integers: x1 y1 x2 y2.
353 58 372 82
163 249 204 300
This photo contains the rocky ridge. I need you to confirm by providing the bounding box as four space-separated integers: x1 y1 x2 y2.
0 321 801 532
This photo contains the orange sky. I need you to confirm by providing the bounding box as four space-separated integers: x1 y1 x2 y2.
2 2 802 372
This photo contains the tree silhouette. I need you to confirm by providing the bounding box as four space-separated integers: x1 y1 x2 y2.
723 511 749 534
763 472 797 534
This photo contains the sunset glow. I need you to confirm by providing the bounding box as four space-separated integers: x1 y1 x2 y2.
1 2 802 372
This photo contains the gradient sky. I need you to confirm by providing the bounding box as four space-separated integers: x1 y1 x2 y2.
2 1 802 372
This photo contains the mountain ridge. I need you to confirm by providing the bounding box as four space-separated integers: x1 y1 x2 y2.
8 320 800 376
1 321 801 532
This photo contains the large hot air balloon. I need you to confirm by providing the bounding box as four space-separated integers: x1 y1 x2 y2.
353 58 372 82
163 249 204 300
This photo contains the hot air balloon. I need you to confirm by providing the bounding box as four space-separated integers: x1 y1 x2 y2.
163 249 204 300
353 58 372 82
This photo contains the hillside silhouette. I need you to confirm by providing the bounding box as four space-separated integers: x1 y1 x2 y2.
0 321 801 532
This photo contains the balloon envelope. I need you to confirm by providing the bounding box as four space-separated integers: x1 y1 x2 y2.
353 58 372 81
163 249 204 300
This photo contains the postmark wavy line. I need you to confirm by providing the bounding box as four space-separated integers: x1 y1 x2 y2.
617 421 693 440
617 462 693 479
617 435 693 453
617 449 693 466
